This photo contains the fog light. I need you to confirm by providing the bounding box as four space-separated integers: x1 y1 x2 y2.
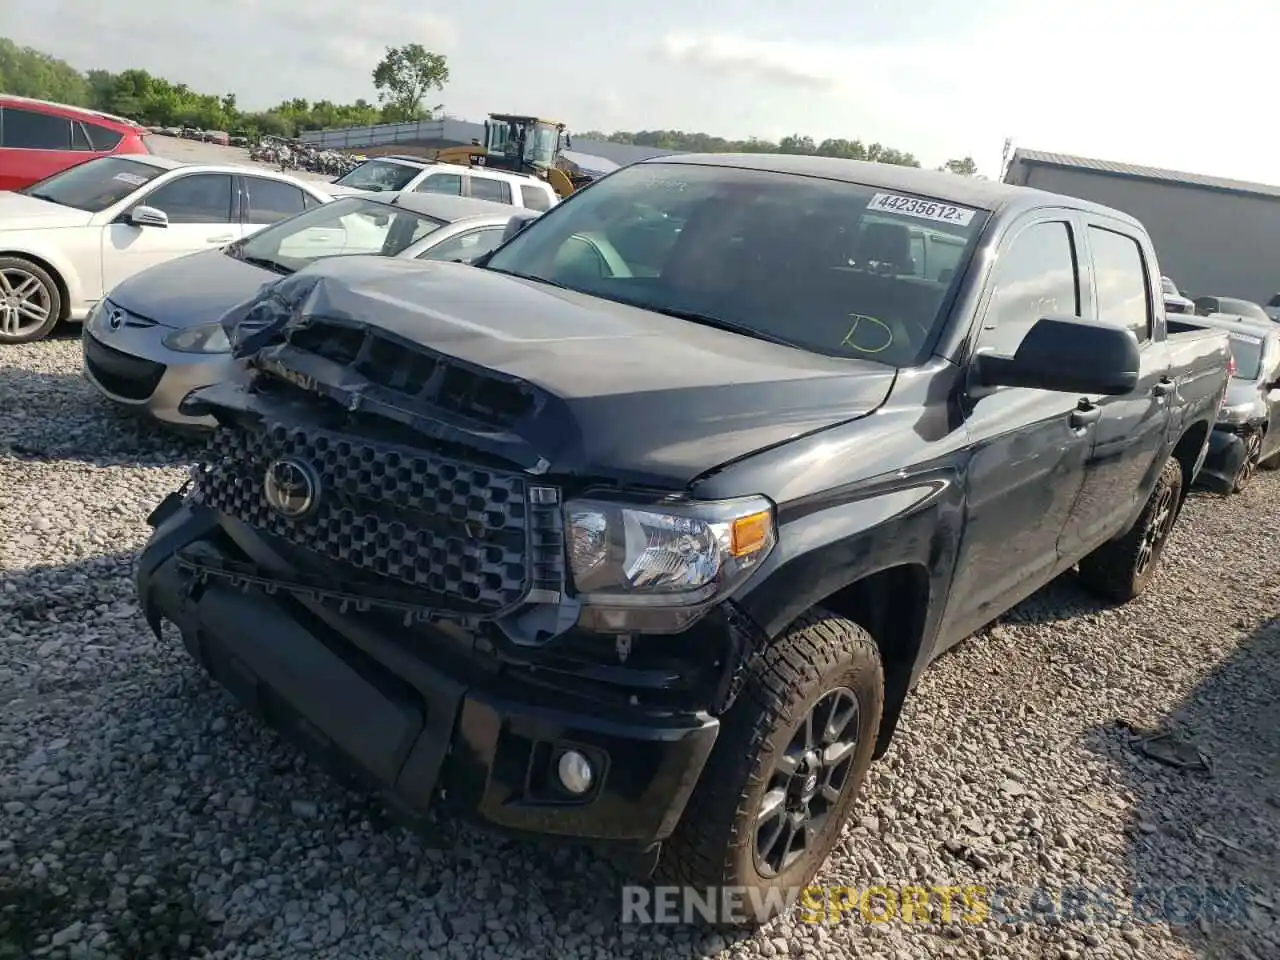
556 749 594 794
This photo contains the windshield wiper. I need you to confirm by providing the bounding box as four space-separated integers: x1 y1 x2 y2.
612 299 801 348
483 266 572 290
239 255 294 275
25 191 67 207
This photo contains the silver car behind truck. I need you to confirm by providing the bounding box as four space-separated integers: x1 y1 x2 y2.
82 193 538 429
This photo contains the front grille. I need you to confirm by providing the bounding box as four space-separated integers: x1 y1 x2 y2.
189 422 564 615
83 334 166 400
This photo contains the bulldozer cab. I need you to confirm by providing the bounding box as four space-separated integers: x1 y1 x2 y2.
482 115 564 174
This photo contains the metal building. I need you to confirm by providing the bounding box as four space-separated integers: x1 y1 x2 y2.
1004 148 1280 305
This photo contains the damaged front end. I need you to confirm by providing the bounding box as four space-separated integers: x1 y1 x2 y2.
133 266 772 845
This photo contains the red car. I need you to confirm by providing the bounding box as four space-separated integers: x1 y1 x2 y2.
0 95 150 192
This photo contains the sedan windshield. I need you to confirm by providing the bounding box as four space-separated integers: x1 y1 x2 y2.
232 196 445 274
483 162 989 366
332 159 421 193
20 157 164 212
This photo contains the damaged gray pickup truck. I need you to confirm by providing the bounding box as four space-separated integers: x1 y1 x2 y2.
134 155 1230 923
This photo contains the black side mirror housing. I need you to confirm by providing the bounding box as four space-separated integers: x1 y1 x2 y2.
974 315 1141 396
501 215 530 243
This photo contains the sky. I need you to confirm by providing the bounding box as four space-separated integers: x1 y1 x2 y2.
4 0 1278 182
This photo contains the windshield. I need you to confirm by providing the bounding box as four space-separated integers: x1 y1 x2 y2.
484 162 989 365
1228 332 1265 380
1216 298 1270 322
233 196 445 274
332 159 421 193
525 124 559 168
19 157 164 212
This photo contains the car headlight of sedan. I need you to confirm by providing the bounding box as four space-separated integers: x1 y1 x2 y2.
162 322 231 354
1218 403 1256 425
564 493 776 632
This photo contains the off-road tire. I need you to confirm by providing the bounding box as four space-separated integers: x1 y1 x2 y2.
0 255 62 345
1077 457 1183 604
652 609 883 926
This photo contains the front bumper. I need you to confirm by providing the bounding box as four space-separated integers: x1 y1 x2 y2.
134 501 720 846
1196 428 1248 494
81 325 228 430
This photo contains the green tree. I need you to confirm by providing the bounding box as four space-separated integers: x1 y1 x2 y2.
940 156 979 176
371 44 449 123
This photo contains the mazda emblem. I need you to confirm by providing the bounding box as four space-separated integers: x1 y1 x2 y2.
108 309 124 330
263 457 320 519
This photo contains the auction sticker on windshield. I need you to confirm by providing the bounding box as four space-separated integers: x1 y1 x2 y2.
112 172 149 186
868 193 976 226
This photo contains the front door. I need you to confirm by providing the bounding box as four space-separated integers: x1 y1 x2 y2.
101 172 242 295
943 215 1096 642
1057 221 1171 560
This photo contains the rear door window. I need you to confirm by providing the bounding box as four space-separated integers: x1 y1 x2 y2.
469 176 512 204
1087 226 1151 342
243 176 309 224
1 107 71 149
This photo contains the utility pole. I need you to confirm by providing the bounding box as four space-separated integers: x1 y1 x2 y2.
999 137 1014 181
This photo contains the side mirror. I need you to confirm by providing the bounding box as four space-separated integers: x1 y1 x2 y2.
128 205 169 228
501 216 530 243
974 316 1140 396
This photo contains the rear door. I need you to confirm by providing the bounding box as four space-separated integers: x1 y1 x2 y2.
101 172 242 292
0 105 74 190
1057 220 1172 558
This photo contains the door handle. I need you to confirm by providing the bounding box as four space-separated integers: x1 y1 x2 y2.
1070 401 1101 429
206 234 235 243
1152 377 1175 398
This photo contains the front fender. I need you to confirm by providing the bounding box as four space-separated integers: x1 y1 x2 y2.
732 473 963 645
0 234 87 308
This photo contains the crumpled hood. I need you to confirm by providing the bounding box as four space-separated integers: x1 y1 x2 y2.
0 191 95 229
214 255 898 486
108 248 276 328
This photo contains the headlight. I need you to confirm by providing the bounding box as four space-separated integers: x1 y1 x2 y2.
1218 403 1255 424
162 322 231 354
564 494 776 632
85 300 106 331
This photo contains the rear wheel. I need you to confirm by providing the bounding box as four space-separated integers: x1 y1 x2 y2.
0 256 62 344
1077 457 1182 603
653 610 883 926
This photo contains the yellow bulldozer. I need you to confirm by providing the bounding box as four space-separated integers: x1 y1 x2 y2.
427 114 591 199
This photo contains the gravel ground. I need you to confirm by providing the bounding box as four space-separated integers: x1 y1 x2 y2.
1 335 1278 960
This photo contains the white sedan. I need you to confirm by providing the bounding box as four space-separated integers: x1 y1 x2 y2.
0 155 333 344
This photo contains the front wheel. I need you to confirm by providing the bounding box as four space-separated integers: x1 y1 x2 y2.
653 610 883 926
1077 457 1183 603
0 256 62 344
1233 430 1263 492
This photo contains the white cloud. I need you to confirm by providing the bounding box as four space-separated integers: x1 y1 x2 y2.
656 35 847 90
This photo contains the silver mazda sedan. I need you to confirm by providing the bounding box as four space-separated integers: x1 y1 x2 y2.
82 192 538 429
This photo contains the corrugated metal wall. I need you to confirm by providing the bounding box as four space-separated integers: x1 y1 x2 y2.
1012 164 1280 304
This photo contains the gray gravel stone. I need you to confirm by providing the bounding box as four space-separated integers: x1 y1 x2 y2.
2 336 1278 960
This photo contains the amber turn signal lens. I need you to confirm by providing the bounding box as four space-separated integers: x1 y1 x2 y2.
730 510 772 557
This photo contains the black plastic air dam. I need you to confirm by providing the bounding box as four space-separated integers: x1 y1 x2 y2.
134 506 721 844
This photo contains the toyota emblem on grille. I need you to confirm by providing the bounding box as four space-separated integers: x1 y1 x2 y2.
263 458 320 519
107 309 124 330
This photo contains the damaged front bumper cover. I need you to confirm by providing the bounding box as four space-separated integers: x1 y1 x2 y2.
135 497 723 848
1195 428 1248 494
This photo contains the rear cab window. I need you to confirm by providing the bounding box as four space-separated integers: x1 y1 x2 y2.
484 163 990 366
